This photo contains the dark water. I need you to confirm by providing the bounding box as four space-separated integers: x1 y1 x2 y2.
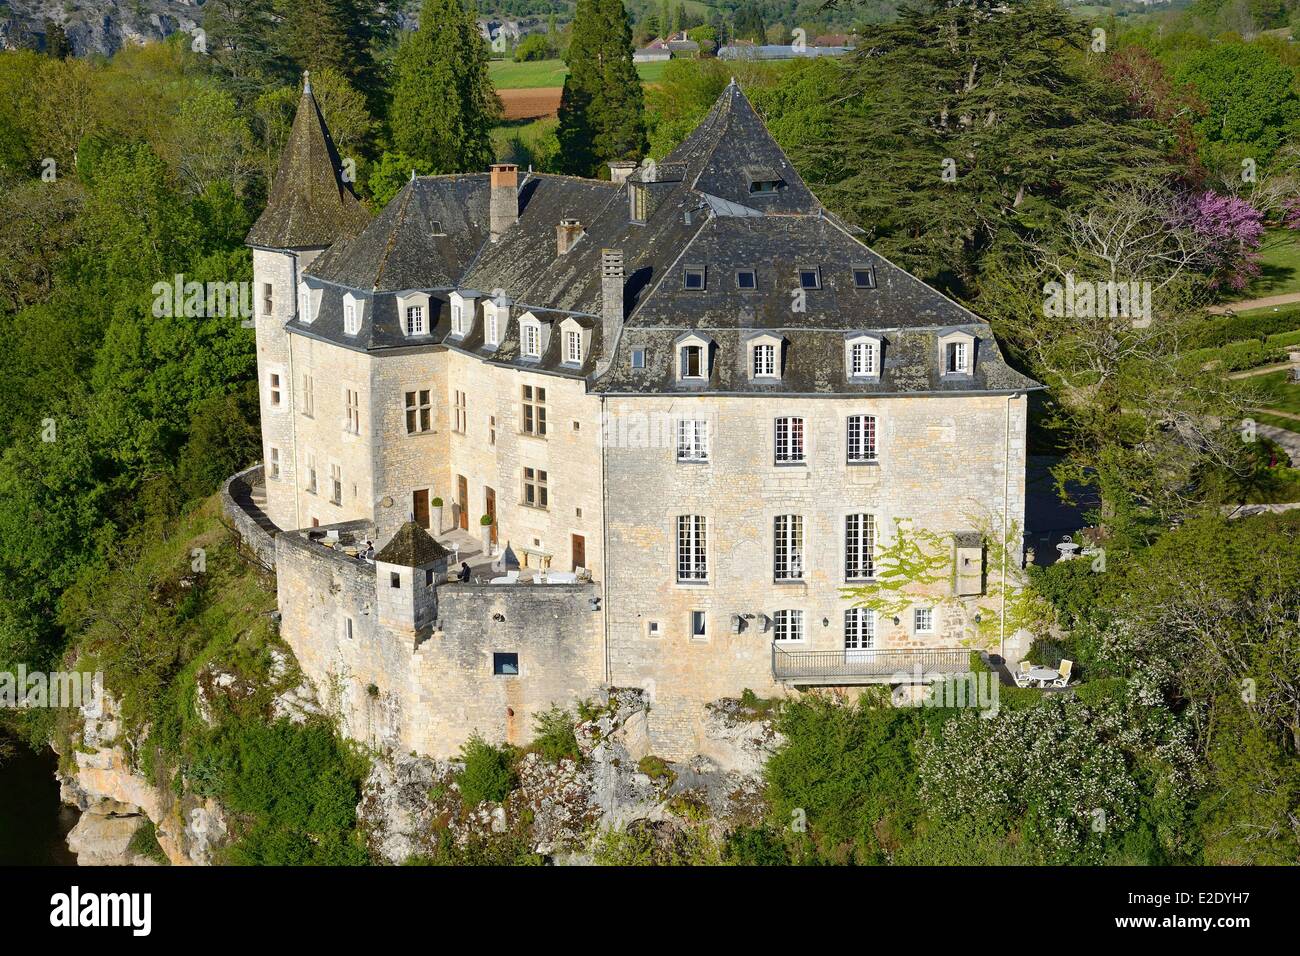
0 735 78 865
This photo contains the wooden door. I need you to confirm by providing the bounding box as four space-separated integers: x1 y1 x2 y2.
571 533 586 571
485 487 497 545
457 475 468 530
413 489 430 529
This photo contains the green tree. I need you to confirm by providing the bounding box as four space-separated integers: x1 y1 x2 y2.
390 0 498 174
557 0 648 177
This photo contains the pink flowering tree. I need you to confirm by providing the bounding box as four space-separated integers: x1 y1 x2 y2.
1175 191 1266 291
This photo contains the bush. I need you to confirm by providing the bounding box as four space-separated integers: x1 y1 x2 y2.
531 706 579 765
456 734 516 805
637 754 675 783
722 824 790 865
126 819 169 864
513 33 554 62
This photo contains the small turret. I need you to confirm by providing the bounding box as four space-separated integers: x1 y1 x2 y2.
374 521 450 641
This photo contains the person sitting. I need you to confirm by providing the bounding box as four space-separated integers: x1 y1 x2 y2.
457 561 471 583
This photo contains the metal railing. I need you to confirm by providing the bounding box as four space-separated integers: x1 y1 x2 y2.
771 645 972 683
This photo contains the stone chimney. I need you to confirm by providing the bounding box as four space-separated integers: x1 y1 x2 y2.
601 249 625 360
556 219 585 255
608 161 638 185
489 163 519 241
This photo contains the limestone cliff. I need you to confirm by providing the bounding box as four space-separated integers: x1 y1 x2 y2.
0 0 202 57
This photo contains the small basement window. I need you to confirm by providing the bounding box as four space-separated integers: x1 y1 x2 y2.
853 265 876 289
683 266 706 291
798 267 821 290
493 652 519 676
646 620 662 638
736 269 757 290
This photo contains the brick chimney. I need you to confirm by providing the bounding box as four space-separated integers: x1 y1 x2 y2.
608 161 637 184
489 163 518 241
601 249 625 360
556 219 585 255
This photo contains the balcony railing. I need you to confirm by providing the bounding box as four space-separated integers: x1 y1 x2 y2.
771 645 973 684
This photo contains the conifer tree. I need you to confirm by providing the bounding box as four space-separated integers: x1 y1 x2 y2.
556 0 648 178
389 0 498 174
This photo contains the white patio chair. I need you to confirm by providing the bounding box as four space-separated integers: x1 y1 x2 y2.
1052 659 1073 687
1014 660 1034 688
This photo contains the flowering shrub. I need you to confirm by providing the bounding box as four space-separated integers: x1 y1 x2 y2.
1175 190 1266 291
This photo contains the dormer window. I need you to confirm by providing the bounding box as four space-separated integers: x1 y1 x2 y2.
632 349 646 369
798 267 821 290
946 341 968 373
565 329 582 364
851 341 876 376
745 165 784 195
520 315 542 359
853 265 876 289
298 285 313 324
682 345 703 377
486 308 499 346
451 302 465 336
683 266 706 291
938 329 976 376
343 294 362 336
630 184 648 223
405 305 425 335
737 269 757 290
753 344 775 377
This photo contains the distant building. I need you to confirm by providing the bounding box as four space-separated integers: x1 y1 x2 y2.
634 38 672 63
813 33 857 48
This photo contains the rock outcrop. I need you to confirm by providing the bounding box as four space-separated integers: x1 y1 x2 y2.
1 1 202 57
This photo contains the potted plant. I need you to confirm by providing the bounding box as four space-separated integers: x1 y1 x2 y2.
479 513 494 555
431 496 443 533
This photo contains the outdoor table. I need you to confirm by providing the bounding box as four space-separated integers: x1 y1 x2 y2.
1028 666 1060 686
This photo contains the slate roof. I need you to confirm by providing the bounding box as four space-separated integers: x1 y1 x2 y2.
375 521 450 567
281 79 1040 396
247 74 371 250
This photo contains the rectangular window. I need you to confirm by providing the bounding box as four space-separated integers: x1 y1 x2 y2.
261 283 273 317
676 419 709 462
850 341 877 377
631 184 648 222
798 267 821 290
845 513 875 581
683 266 706 290
846 414 877 463
268 446 281 480
632 349 646 369
405 305 425 335
522 385 547 436
405 390 431 434
565 329 582 364
329 463 342 505
345 388 361 435
946 341 968 374
493 652 519 676
852 265 876 289
523 467 548 509
914 607 935 633
343 300 359 335
522 323 540 357
690 610 707 642
489 414 496 446
306 452 318 495
773 514 804 581
301 373 314 418
343 616 354 640
646 620 662 638
774 417 805 464
676 515 708 583
453 390 467 434
753 343 776 378
736 269 757 290
681 345 703 379
299 289 311 323
452 303 464 335
773 609 804 642
269 372 282 408
486 309 498 345
390 572 400 588
844 608 875 650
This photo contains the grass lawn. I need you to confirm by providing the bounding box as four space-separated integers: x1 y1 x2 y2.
491 116 558 167
1240 228 1300 299
1250 369 1300 416
489 57 672 89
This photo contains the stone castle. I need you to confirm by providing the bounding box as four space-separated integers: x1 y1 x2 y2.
230 74 1041 760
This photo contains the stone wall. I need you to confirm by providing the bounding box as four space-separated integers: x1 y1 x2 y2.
275 523 604 757
220 463 276 569
602 391 1029 758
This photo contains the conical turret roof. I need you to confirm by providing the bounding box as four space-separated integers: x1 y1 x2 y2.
247 72 371 250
